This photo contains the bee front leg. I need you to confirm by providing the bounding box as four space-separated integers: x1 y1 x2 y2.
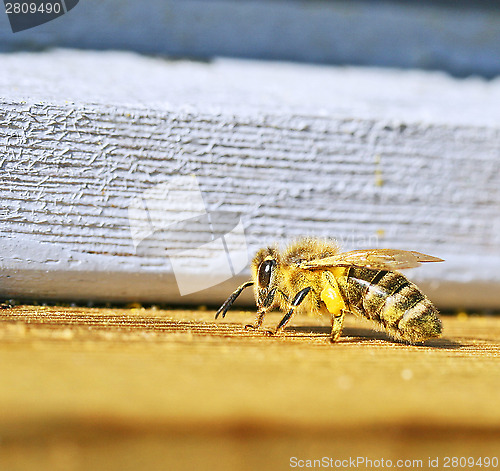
245 310 266 330
246 287 278 332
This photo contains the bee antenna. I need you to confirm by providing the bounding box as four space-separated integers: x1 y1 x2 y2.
215 281 254 319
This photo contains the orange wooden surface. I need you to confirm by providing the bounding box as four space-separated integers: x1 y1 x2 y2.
0 305 499 470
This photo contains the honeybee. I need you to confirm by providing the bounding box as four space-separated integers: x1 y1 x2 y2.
215 238 443 343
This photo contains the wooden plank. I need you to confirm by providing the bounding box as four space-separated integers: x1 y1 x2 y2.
0 305 499 470
2 0 500 77
2 51 500 307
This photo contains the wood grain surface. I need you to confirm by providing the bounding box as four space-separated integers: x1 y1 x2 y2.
0 305 499 470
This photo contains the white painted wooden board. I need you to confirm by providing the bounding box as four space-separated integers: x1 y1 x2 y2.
1 50 500 308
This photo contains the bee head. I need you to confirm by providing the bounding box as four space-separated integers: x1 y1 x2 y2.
251 246 280 308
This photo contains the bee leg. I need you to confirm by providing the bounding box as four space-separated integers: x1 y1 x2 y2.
319 271 347 343
246 287 277 330
245 310 266 330
215 281 254 319
274 287 311 334
330 310 346 343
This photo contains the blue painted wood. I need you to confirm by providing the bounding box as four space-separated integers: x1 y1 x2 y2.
2 0 500 77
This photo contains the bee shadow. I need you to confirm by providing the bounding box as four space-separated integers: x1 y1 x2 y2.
287 325 463 349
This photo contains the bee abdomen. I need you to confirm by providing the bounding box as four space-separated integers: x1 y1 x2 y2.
377 277 442 342
344 270 442 343
396 298 442 343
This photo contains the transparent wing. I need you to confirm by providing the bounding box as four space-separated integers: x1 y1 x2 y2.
300 249 444 271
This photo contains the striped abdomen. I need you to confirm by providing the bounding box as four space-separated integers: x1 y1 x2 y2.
336 267 442 342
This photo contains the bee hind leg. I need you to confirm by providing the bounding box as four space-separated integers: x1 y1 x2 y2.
330 310 346 343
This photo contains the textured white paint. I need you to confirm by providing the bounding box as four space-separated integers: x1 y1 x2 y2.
1 50 500 308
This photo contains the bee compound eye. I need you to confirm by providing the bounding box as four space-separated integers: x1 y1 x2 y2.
258 259 276 288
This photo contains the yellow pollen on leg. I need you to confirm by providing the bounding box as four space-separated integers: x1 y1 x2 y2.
320 285 345 316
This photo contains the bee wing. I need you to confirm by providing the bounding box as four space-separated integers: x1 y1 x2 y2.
300 249 444 271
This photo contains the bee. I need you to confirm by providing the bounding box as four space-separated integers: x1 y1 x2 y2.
215 238 443 344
